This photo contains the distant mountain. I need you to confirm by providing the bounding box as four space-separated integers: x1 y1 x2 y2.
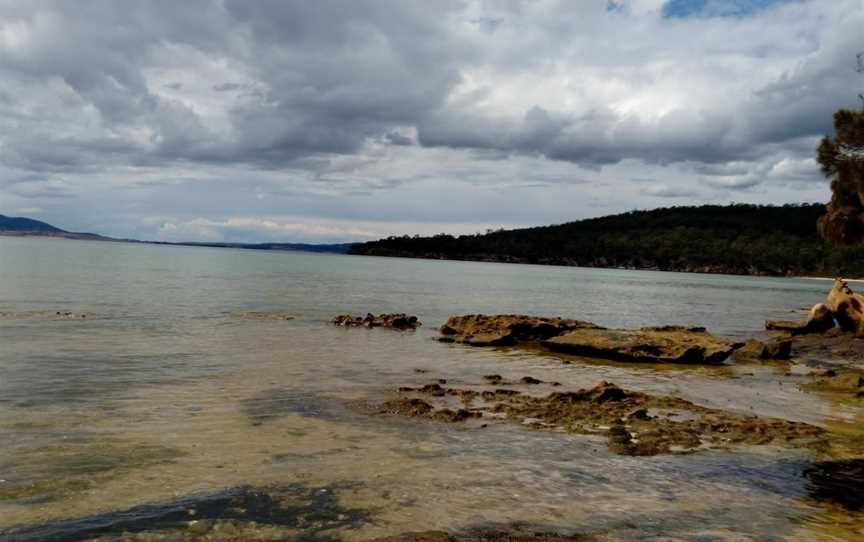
0 214 65 233
0 214 111 241
350 203 864 277
0 213 352 254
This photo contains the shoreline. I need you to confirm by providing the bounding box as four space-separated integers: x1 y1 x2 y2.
5 232 864 281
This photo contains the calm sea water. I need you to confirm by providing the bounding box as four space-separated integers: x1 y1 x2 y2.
0 236 861 541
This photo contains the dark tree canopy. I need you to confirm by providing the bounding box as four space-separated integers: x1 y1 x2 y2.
351 204 864 278
817 109 864 245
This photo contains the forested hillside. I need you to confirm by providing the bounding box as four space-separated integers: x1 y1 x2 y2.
350 204 864 277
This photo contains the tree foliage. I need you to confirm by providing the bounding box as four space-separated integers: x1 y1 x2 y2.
351 204 864 277
817 109 864 245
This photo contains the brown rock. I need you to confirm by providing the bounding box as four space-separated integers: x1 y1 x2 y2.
332 313 421 329
541 326 739 364
384 380 825 456
808 369 864 395
736 339 792 361
438 314 601 346
766 303 836 335
827 278 864 335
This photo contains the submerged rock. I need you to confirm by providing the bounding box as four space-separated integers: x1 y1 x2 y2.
379 397 480 422
366 529 593 542
438 314 601 346
233 311 295 321
542 326 740 364
1 483 368 541
805 369 864 396
382 380 825 457
333 313 421 329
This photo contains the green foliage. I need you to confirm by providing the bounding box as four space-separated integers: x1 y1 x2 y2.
351 204 864 277
817 109 864 245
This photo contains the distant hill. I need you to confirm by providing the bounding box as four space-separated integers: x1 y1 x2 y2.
0 214 65 233
0 213 351 254
350 203 864 277
147 240 353 254
0 214 111 241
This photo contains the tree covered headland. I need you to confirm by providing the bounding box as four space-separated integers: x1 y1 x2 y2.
350 204 864 277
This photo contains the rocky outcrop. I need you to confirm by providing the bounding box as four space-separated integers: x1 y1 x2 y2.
382 379 825 456
734 338 793 361
439 315 739 364
827 278 864 335
541 326 740 364
766 303 836 335
438 314 601 346
766 279 864 337
332 313 421 329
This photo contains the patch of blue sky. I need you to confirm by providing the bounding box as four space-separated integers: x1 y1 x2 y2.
662 0 798 19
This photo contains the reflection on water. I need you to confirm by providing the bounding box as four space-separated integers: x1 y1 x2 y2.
1 237 863 541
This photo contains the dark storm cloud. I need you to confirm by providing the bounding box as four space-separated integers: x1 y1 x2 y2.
0 0 860 241
0 0 859 175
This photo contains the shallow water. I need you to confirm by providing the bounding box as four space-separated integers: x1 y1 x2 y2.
1 236 863 541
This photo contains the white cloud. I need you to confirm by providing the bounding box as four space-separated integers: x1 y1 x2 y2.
0 0 858 241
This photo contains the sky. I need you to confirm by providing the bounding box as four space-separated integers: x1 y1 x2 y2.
0 0 862 243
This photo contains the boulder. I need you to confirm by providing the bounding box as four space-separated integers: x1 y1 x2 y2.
541 325 739 364
735 338 793 361
766 303 836 335
438 314 601 346
827 278 864 335
332 313 421 329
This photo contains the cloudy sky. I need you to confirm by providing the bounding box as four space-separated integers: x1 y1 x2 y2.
0 0 862 243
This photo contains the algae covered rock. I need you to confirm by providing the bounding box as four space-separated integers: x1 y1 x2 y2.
438 314 601 346
541 325 739 364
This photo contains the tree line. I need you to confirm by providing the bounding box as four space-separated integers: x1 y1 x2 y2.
350 203 864 277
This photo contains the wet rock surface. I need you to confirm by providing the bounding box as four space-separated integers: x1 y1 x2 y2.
804 459 864 511
828 279 864 335
542 326 740 364
804 369 864 396
734 338 793 361
333 313 421 330
766 279 864 338
786 330 864 370
438 314 600 346
439 316 739 364
379 380 826 457
0 483 368 542
767 303 837 335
